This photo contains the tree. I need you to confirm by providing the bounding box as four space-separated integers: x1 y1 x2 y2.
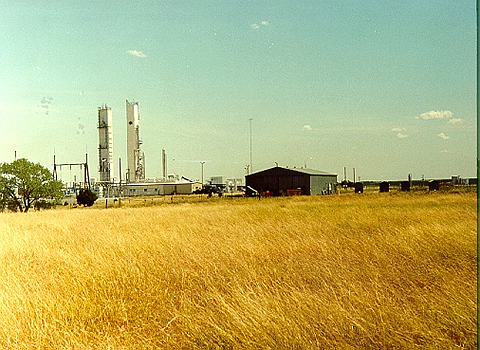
76 188 97 207
0 158 63 212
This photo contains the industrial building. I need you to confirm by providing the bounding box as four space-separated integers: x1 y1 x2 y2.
118 180 202 197
97 104 113 182
246 166 338 196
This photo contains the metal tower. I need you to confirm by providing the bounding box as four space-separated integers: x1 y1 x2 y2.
126 99 145 182
98 104 113 182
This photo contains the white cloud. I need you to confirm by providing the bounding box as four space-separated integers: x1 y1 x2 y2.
440 149 449 153
251 21 269 29
396 133 408 139
448 118 464 125
391 127 404 132
437 132 450 140
303 125 312 131
126 50 147 58
417 110 452 120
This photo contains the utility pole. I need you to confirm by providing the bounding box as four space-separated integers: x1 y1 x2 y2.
249 118 253 173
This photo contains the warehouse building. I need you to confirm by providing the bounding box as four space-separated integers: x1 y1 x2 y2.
117 180 202 197
246 166 338 196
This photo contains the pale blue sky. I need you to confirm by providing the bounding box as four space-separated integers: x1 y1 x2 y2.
1 1 476 182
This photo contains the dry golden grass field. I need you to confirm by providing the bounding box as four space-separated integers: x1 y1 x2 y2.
0 192 477 349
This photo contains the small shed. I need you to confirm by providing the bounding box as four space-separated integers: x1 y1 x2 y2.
245 166 337 196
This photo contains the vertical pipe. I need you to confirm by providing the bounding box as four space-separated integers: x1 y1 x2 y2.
118 158 122 184
249 118 253 173
53 154 57 179
200 161 205 185
162 148 167 180
85 153 90 189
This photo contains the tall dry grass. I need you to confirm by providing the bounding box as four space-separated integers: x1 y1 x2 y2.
0 192 476 348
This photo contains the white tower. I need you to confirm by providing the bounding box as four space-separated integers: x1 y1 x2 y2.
98 104 113 182
162 148 167 181
126 99 145 182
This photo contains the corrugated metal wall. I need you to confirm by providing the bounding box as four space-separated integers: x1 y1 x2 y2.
309 175 337 195
246 167 337 196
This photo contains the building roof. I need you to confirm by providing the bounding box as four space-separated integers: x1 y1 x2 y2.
247 166 337 177
123 180 200 186
290 168 337 176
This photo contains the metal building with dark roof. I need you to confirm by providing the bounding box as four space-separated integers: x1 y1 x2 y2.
246 166 338 196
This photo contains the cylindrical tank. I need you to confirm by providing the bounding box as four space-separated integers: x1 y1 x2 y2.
379 182 389 193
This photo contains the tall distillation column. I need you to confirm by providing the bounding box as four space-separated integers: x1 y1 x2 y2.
126 99 145 182
98 104 113 182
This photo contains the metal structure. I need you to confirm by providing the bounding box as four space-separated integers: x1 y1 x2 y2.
53 153 91 189
200 161 205 185
98 104 113 182
248 118 253 174
126 99 145 182
246 166 337 196
162 148 167 181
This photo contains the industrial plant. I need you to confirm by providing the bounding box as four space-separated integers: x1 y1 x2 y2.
95 100 203 197
51 100 475 201
52 99 339 199
52 100 203 199
92 99 339 198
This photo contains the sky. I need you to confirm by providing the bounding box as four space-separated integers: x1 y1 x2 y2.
0 1 476 183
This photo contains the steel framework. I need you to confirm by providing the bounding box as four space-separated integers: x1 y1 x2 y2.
53 154 91 189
